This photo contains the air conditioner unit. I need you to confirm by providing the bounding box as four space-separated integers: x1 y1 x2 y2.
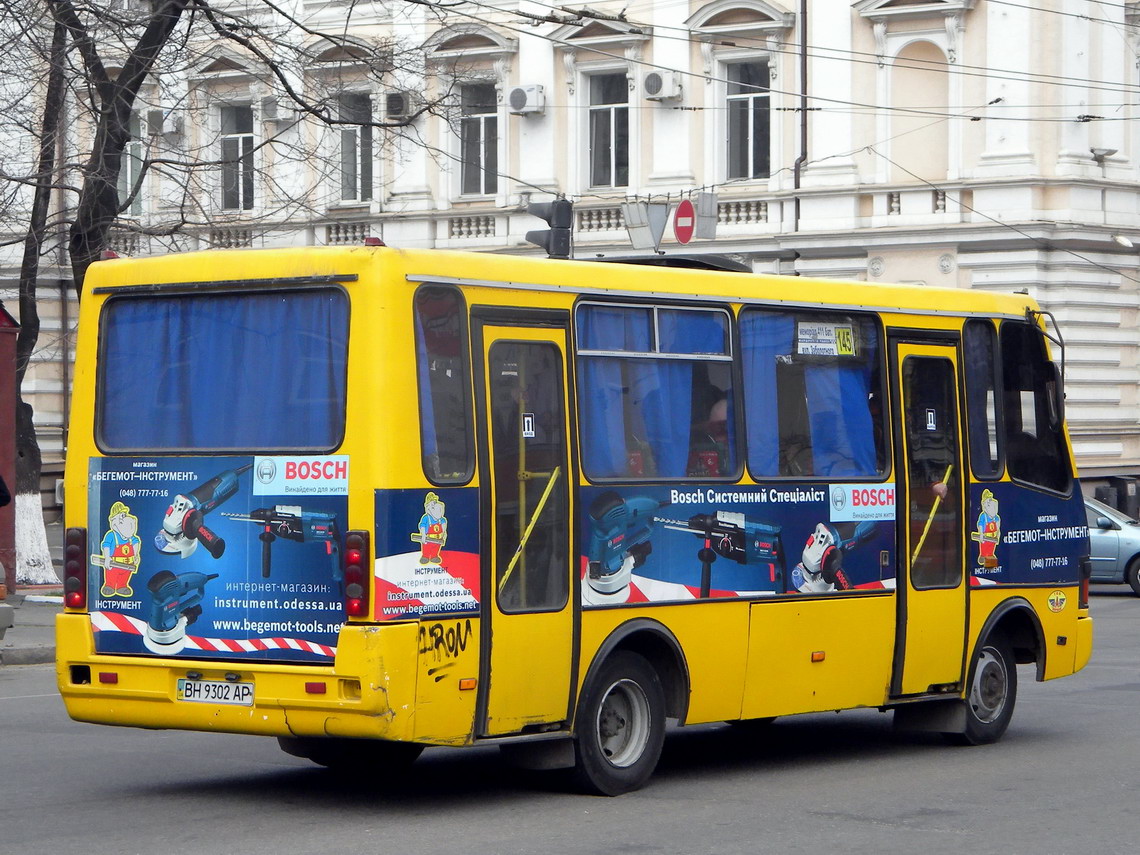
508 84 546 116
146 109 184 137
386 91 413 120
643 70 682 101
260 97 297 127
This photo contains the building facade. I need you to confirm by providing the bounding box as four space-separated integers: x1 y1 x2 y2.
3 0 1140 500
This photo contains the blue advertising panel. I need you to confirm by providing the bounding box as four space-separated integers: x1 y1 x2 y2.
88 456 349 662
373 488 481 621
967 483 1088 587
579 482 897 606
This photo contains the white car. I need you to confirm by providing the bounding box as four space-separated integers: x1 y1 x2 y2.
1086 496 1140 595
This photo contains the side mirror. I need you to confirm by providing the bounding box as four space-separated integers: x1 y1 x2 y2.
1096 516 1115 530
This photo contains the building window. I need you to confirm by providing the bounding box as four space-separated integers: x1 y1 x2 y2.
459 83 498 196
117 111 143 216
338 93 373 202
220 104 254 210
726 61 770 180
588 73 629 188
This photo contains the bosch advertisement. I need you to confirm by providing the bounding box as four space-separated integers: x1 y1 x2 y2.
579 482 898 606
87 456 349 662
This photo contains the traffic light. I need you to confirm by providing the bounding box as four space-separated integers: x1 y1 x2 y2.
525 198 573 258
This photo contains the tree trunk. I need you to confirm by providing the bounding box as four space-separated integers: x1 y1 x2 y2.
14 19 67 586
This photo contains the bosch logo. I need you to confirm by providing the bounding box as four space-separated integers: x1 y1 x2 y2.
256 459 277 484
831 487 846 511
285 459 348 480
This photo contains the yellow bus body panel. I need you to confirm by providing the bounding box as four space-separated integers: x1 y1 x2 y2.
966 588 1092 681
742 595 896 718
57 612 423 742
580 603 752 725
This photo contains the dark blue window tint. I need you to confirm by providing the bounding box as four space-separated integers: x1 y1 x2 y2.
99 289 348 450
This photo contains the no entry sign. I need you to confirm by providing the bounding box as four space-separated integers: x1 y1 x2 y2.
673 198 695 244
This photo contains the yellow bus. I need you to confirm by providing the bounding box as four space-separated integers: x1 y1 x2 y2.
56 245 1093 795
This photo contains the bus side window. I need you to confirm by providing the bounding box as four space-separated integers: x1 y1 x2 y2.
576 303 737 480
1000 321 1071 493
414 285 475 484
963 319 1002 478
741 309 886 479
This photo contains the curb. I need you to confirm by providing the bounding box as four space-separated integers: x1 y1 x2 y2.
0 647 56 666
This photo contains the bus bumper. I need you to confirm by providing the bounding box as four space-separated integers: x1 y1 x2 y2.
1073 612 1093 674
54 613 421 741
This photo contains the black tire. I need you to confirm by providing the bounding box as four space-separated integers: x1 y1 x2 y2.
1125 557 1140 596
946 635 1017 746
277 736 423 770
572 651 666 796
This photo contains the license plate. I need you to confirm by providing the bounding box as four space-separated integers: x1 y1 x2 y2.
177 678 254 706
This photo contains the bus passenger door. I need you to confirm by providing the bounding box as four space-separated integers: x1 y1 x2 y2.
474 320 576 737
890 338 967 697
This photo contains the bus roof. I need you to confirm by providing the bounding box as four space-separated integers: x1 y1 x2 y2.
87 245 1037 320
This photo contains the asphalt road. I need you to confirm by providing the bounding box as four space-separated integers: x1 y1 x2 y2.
0 588 1135 855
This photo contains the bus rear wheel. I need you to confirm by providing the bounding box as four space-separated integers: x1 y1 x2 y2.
278 736 423 770
573 651 666 796
946 636 1017 746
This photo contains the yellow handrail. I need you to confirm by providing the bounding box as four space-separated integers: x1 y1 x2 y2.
499 466 562 594
911 464 953 565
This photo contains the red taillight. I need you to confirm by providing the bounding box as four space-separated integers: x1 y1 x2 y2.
342 530 370 618
1079 558 1091 609
64 527 88 610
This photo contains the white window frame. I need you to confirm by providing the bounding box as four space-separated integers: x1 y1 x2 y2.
117 110 145 217
724 59 772 182
457 81 499 198
336 91 374 203
219 103 255 211
586 71 630 190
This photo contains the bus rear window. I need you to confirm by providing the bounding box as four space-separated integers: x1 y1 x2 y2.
98 288 348 451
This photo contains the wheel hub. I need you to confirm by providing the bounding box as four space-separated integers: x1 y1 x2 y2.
970 648 1008 723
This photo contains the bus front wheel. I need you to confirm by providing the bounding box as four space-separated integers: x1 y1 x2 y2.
946 636 1017 746
572 651 666 796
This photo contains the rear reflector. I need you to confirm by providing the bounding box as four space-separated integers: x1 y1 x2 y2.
304 682 327 694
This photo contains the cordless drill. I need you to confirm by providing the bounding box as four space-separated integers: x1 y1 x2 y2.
224 505 341 580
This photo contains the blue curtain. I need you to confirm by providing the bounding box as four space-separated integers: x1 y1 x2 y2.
741 313 794 475
804 362 876 476
101 290 348 450
578 306 731 478
577 306 651 477
741 311 877 477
